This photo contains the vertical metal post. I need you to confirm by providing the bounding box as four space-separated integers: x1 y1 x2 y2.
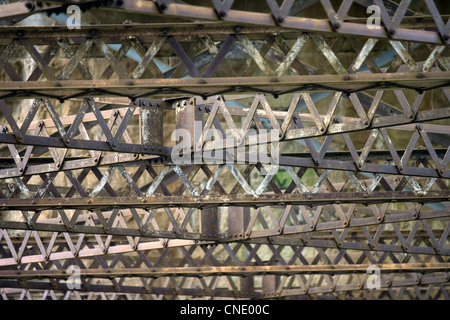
175 97 203 147
201 207 218 239
263 259 280 297
228 206 254 297
140 99 163 154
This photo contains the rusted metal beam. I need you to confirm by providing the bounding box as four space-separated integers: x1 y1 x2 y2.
2 263 450 278
1 216 449 271
0 73 448 99
0 202 448 245
98 0 450 45
2 280 449 300
0 1 60 20
0 0 449 301
0 192 448 210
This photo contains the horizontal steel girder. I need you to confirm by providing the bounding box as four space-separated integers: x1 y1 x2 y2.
104 0 450 45
1 263 450 278
2 282 449 300
1 1 450 301
2 0 450 44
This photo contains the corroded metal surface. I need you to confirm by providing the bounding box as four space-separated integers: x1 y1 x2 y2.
0 0 449 300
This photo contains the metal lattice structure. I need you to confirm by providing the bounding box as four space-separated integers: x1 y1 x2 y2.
0 0 449 300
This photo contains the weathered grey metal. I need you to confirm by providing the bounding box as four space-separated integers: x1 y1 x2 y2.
0 0 449 301
2 0 449 45
99 0 450 45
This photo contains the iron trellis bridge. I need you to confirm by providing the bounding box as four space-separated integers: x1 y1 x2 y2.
0 0 449 301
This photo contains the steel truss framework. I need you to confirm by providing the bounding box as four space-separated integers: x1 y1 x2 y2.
0 0 449 300
0 22 449 98
2 0 450 44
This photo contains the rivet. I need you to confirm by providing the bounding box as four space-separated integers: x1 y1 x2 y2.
159 3 167 11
